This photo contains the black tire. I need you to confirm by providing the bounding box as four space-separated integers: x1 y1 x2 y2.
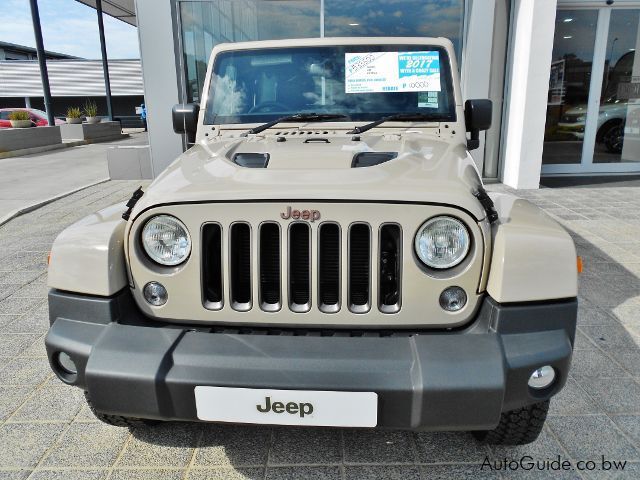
84 391 159 428
472 400 549 445
602 123 624 153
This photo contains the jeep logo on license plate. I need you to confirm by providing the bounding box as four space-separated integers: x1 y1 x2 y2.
256 396 313 417
280 206 321 222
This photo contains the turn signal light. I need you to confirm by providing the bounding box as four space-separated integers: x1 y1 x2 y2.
47 252 51 265
577 256 583 274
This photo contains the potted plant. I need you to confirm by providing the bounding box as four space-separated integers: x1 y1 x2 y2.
8 110 33 128
66 107 82 124
84 100 100 124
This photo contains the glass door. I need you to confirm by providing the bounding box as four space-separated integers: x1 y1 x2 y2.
542 5 640 174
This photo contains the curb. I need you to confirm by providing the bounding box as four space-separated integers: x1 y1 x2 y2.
0 178 111 227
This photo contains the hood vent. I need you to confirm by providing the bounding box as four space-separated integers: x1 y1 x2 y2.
233 152 269 168
352 152 397 168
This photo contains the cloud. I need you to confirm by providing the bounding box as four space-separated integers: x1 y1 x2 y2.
0 0 139 59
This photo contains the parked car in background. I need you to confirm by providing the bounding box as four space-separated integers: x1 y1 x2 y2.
0 108 65 128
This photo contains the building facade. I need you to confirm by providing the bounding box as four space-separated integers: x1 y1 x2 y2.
131 0 640 187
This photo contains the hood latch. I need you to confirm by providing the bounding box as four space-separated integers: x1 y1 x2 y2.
122 186 144 221
473 186 499 224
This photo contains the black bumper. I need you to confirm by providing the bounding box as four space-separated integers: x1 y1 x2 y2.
45 289 577 430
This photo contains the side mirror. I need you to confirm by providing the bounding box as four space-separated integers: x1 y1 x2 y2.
172 103 200 137
464 99 492 150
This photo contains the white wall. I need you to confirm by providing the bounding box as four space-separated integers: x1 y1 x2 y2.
461 0 496 172
501 0 557 189
134 0 183 176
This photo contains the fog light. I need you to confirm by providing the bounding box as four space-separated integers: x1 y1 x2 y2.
143 281 168 306
57 352 77 375
439 286 467 312
528 366 556 390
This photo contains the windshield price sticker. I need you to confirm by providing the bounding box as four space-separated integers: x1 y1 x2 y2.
345 51 441 94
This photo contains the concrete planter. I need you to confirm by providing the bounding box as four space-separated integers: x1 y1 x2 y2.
60 121 126 142
9 120 33 128
85 117 101 124
108 145 152 179
0 125 62 153
66 117 82 124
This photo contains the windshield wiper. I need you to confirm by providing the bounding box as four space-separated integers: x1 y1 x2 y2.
241 113 347 136
348 112 443 134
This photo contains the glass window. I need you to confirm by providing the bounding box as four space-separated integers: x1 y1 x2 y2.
542 10 599 165
178 0 465 104
180 0 320 103
594 9 640 164
203 45 456 125
324 0 464 61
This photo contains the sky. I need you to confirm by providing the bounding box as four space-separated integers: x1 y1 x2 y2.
0 0 139 59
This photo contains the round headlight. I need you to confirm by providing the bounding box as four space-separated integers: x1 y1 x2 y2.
414 216 470 269
141 215 191 266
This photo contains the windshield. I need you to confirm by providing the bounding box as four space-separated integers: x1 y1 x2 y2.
204 45 456 125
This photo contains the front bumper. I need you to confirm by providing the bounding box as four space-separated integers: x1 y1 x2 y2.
46 289 577 431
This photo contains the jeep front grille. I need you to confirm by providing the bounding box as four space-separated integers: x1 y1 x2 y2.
201 221 402 314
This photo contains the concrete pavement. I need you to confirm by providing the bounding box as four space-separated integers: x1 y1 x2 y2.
0 133 148 225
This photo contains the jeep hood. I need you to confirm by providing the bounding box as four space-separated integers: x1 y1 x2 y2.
130 133 486 221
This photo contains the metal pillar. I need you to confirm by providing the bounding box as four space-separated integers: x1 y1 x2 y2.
96 0 113 120
28 0 54 126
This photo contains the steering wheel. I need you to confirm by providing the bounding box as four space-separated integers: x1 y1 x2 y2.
248 101 290 114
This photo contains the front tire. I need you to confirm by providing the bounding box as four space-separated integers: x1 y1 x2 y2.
84 391 159 428
472 400 549 445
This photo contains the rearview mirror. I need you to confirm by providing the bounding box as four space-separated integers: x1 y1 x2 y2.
464 99 492 150
172 103 200 138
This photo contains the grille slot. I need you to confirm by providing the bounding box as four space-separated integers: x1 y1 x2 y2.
289 223 311 312
348 223 371 313
379 224 402 313
202 223 223 310
318 223 340 313
259 223 281 311
230 223 251 311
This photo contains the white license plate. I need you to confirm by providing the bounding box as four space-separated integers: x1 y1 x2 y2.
194 386 378 427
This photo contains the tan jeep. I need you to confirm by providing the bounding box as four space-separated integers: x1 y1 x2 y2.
45 37 578 445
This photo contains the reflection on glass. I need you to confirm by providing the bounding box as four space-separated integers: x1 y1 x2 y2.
179 1 465 104
542 10 598 165
595 10 640 163
180 1 321 103
324 0 464 60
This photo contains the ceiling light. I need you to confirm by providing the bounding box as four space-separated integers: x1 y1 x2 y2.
349 23 359 26
563 18 573 22
563 36 573 39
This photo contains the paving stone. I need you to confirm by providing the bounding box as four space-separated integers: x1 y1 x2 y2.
420 464 500 479
8 385 84 423
344 465 420 480
605 349 640 375
578 308 619 326
187 467 264 480
577 378 640 414
27 470 108 480
549 378 601 415
17 335 47 357
343 429 415 464
488 428 565 459
414 431 490 464
580 325 640 351
0 423 65 468
574 329 597 350
4 314 49 334
611 415 640 446
570 350 627 378
265 466 341 480
0 358 52 386
194 425 271 467
109 469 185 480
0 334 42 356
0 470 31 480
0 386 33 420
579 461 640 479
547 416 639 461
40 422 129 467
117 423 200 467
0 297 43 316
268 427 341 465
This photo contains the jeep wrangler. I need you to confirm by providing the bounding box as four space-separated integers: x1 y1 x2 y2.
45 37 578 445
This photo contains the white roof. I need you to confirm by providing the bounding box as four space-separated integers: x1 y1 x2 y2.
0 59 143 97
